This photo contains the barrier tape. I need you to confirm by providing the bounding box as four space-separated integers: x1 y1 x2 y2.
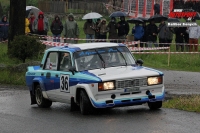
41 41 70 46
129 47 169 51
132 52 200 54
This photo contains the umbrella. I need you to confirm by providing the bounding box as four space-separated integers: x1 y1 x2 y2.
137 17 149 22
109 11 127 17
127 18 144 24
26 6 41 18
82 12 102 20
167 18 180 22
148 14 168 23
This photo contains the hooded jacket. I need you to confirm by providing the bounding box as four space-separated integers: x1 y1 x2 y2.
32 12 49 33
98 19 108 35
64 13 79 43
51 15 63 35
146 23 158 42
83 19 95 35
158 22 167 39
132 24 144 40
107 18 118 39
117 18 129 37
25 18 30 34
0 15 9 39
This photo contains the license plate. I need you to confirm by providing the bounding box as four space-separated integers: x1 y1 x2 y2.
125 87 140 92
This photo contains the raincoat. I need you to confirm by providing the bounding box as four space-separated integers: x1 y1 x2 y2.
25 18 30 34
107 18 118 39
64 13 79 43
50 15 63 35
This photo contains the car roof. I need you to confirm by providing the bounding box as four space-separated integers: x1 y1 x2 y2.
46 42 125 52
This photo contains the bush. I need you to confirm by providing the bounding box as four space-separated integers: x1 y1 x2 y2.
9 35 45 63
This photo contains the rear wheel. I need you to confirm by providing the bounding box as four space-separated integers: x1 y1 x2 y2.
79 90 93 115
35 85 52 108
148 101 162 110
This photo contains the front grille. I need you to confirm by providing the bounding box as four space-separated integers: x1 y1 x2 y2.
116 78 147 89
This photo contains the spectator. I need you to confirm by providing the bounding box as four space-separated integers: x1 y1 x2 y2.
172 27 185 52
165 27 173 48
28 12 35 34
154 1 160 15
98 18 108 42
186 18 200 52
141 22 147 47
183 26 189 52
107 17 118 42
51 15 63 42
25 17 30 34
0 15 9 41
146 19 158 47
117 16 129 43
158 20 167 47
83 19 95 43
94 19 101 40
132 22 144 47
32 11 49 37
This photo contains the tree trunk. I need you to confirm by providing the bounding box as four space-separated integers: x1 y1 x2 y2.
8 0 26 55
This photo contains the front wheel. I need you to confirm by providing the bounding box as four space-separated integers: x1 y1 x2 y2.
148 101 162 110
79 90 93 115
35 85 52 108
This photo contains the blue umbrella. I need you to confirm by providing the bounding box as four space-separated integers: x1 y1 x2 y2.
109 11 127 17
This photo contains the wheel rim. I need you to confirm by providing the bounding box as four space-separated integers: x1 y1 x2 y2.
36 88 42 105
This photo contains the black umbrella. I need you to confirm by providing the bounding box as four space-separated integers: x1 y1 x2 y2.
127 18 144 24
167 18 180 22
109 11 127 17
148 14 168 23
137 17 149 22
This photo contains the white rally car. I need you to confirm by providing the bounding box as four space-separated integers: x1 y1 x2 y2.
26 42 165 115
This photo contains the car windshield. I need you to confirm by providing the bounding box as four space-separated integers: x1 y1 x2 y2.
74 46 136 71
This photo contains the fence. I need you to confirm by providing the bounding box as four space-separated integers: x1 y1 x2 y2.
67 0 108 15
38 1 67 14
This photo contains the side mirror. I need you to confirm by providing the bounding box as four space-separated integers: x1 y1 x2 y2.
136 59 143 66
69 66 77 75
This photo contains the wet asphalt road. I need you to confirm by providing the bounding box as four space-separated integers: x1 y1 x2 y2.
0 70 200 133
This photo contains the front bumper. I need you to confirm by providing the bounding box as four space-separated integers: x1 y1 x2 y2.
90 91 165 108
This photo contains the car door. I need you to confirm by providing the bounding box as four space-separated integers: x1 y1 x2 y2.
53 51 78 103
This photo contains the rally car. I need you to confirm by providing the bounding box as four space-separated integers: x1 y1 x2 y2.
26 42 165 115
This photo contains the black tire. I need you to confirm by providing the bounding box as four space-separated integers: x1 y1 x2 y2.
70 97 79 112
79 90 93 115
148 101 162 110
35 85 52 108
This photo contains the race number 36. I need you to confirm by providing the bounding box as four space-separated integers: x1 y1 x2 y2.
60 74 69 92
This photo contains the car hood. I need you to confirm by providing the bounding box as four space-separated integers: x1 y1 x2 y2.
88 66 163 81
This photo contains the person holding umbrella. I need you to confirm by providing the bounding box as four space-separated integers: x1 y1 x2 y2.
107 17 118 42
83 19 95 43
132 22 144 47
28 12 35 34
94 19 101 40
117 16 129 43
158 19 167 47
146 19 158 47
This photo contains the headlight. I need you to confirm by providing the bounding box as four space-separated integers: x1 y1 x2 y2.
98 81 115 91
147 76 162 85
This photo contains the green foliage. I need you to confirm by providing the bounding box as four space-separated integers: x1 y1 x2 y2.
9 35 45 63
26 0 38 7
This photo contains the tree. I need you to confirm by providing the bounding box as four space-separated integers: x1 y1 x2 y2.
8 0 26 55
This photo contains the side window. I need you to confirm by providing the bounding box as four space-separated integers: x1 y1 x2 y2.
59 52 72 71
44 52 58 70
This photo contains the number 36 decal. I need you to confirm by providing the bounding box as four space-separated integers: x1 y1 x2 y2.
60 74 69 92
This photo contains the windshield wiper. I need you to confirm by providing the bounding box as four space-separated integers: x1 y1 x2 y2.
116 48 127 66
95 50 106 69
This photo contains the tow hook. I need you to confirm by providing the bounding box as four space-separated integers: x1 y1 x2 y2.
146 90 155 99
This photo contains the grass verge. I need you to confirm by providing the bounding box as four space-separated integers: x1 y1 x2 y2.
163 95 200 113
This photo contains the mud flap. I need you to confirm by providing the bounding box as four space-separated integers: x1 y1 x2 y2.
30 91 36 105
